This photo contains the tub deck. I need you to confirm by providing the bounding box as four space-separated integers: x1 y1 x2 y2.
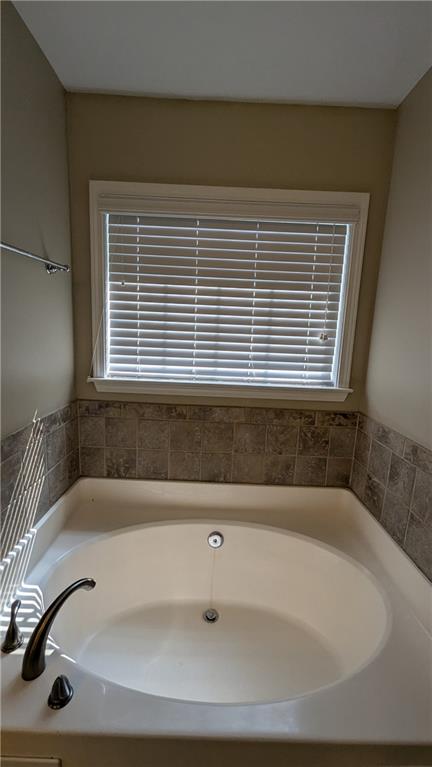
1 478 432 766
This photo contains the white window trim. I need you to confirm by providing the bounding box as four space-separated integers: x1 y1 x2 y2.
89 181 369 402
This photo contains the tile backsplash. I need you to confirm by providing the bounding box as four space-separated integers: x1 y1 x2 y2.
351 414 431 581
1 399 430 583
1 401 79 558
78 400 358 488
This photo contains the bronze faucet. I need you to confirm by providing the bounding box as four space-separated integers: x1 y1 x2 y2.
22 577 96 681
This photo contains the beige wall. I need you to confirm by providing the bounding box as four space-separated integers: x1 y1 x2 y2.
67 93 396 409
364 69 432 449
1 2 75 437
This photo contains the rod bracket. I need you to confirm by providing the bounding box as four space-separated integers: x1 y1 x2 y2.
45 263 70 275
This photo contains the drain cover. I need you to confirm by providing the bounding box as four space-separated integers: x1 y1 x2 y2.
203 608 219 623
208 531 224 548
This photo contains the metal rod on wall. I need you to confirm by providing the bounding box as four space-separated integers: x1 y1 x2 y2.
0 242 70 274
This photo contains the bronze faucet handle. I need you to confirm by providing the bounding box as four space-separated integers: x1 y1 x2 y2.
1 599 24 654
48 674 74 709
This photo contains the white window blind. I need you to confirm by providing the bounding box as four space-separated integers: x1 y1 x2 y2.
105 213 350 388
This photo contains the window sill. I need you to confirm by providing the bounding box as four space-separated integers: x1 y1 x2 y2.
88 378 353 402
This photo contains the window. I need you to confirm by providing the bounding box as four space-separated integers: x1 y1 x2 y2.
89 182 369 401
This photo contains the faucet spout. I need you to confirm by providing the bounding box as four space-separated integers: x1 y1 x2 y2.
21 577 96 681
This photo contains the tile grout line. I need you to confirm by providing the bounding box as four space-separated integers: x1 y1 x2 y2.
230 422 235 483
198 420 203 482
103 414 107 477
402 466 419 547
167 420 172 480
135 412 138 478
293 420 301 484
324 417 330 486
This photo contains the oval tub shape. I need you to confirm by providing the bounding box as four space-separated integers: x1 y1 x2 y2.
41 521 390 705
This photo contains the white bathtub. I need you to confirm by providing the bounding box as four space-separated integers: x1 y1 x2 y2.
2 479 432 767
41 520 389 704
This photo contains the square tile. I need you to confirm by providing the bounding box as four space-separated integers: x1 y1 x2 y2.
47 451 78 504
105 418 137 448
300 411 317 426
170 422 202 452
358 414 405 455
264 455 295 485
137 450 168 479
80 447 105 477
326 458 352 487
19 435 46 490
79 416 105 447
47 460 67 504
34 476 51 523
1 424 32 462
65 418 79 454
316 412 358 427
1 480 15 512
188 405 244 423
60 402 77 424
404 514 432 581
121 402 153 419
411 469 432 523
357 413 374 436
106 448 137 478
232 454 264 484
124 403 188 420
169 452 201 480
298 427 329 457
266 425 298 455
363 474 385 520
374 422 405 456
403 440 432 475
1 452 22 508
42 410 63 434
46 426 66 470
201 453 232 482
78 400 123 417
381 491 410 545
248 409 314 426
246 408 277 424
368 440 391 486
329 427 356 458
354 429 370 467
0 502 10 530
162 405 189 420
351 459 366 498
234 424 266 454
209 406 245 423
138 420 169 450
202 423 233 453
186 405 208 422
294 456 327 486
388 454 415 507
67 449 80 486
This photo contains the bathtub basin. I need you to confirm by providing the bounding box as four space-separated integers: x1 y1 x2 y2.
42 520 389 705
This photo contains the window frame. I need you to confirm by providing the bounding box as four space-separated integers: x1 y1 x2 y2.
89 181 369 401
